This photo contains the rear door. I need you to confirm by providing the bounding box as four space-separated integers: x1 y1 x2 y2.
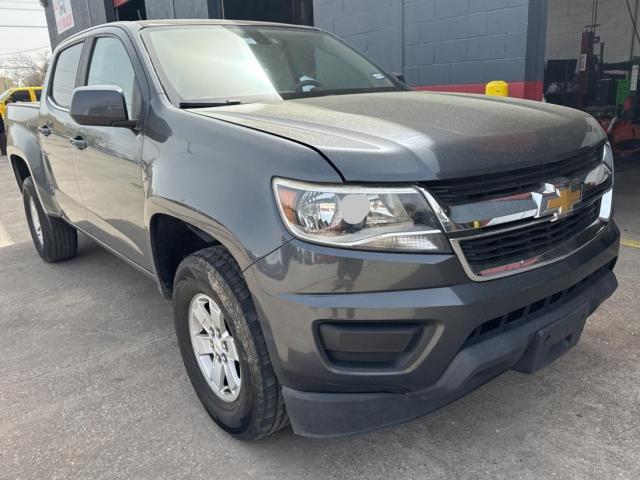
39 41 86 223
73 32 150 269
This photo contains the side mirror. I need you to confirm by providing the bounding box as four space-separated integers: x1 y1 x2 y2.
70 86 133 127
392 72 406 84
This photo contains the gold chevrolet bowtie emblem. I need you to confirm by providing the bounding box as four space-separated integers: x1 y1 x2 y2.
545 185 582 217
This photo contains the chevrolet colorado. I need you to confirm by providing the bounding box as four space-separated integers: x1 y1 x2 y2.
5 20 619 440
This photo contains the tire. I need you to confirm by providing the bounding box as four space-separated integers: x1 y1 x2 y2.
22 176 77 262
173 246 288 440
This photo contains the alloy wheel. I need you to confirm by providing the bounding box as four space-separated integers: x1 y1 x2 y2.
188 293 242 402
29 196 43 246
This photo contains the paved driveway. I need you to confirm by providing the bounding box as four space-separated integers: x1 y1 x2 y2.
1 154 639 479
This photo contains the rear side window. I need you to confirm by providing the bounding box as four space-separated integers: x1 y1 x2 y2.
87 37 140 120
51 42 84 108
34 90 42 101
10 90 31 102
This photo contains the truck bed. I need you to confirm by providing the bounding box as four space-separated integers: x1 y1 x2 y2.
6 102 40 130
5 103 40 159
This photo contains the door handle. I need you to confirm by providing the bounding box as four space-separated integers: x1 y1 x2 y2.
70 136 87 150
38 125 51 137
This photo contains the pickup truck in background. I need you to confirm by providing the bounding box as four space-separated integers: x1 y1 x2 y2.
0 86 42 119
6 20 619 440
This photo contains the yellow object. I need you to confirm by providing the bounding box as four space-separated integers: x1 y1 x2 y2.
0 86 43 119
485 80 509 97
545 186 581 215
622 238 640 249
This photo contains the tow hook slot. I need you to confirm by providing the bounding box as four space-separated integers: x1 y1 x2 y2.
512 305 590 374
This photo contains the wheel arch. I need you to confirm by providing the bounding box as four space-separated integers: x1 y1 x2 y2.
6 144 62 217
9 153 31 190
146 198 255 299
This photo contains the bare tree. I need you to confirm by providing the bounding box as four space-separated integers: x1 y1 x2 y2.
0 52 50 87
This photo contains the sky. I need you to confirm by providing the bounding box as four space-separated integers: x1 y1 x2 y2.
0 0 51 66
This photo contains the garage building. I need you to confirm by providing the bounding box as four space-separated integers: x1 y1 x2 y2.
40 0 640 109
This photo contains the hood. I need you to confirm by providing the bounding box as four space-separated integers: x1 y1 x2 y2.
188 91 606 182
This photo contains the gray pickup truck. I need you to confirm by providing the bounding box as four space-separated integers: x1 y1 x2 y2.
6 20 619 440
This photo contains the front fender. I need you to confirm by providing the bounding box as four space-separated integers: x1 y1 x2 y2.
142 101 343 271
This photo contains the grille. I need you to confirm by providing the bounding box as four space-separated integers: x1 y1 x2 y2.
425 146 603 206
459 201 600 275
463 265 611 347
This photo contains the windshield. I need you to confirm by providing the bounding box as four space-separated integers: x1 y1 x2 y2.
142 25 404 104
0 90 11 102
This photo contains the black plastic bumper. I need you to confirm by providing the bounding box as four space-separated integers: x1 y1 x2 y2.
282 269 617 438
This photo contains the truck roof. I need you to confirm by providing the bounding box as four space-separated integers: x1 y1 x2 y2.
59 19 316 47
132 19 315 29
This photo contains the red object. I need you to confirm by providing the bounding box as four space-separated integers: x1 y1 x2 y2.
113 0 129 7
414 80 544 101
597 118 611 132
609 120 640 156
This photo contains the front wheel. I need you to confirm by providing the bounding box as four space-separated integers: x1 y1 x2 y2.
173 246 288 440
22 177 77 262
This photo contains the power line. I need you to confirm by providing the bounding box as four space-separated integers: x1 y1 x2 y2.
0 24 47 28
0 58 48 63
0 46 50 56
0 45 49 49
0 6 43 11
0 2 41 7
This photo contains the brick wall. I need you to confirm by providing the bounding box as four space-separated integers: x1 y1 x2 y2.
403 0 533 86
314 0 546 91
546 0 637 63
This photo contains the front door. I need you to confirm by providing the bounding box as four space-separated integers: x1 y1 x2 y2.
39 41 86 224
72 35 150 270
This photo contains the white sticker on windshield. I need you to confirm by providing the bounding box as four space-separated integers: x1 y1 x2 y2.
244 37 257 45
372 73 385 80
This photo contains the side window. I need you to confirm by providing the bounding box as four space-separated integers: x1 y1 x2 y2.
34 90 42 101
87 37 140 120
10 90 31 103
51 42 84 108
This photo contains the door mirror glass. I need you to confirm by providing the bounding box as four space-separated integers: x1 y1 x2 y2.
70 86 131 127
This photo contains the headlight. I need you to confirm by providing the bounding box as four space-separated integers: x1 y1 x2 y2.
273 178 450 252
598 142 614 221
603 142 614 175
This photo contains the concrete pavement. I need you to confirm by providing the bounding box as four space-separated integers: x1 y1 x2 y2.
0 154 639 479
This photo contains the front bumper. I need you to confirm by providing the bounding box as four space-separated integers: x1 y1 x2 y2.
243 221 619 437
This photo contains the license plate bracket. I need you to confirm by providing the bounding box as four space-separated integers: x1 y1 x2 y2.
512 304 590 374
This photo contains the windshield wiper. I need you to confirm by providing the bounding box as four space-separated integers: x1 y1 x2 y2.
179 100 244 109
